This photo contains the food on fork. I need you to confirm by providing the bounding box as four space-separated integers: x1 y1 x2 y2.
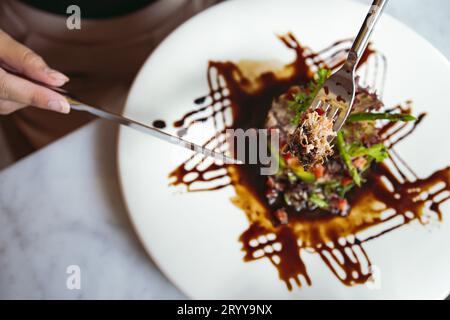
281 69 336 169
286 107 336 169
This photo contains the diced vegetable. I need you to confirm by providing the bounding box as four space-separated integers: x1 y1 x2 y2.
312 164 325 179
341 177 353 187
331 197 349 215
291 165 316 183
271 142 316 182
352 157 367 170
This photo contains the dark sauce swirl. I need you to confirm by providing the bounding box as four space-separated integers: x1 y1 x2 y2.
168 33 450 290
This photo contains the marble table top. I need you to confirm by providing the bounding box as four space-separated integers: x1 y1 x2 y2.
0 0 449 299
0 121 185 299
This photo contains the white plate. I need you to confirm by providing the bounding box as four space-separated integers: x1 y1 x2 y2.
118 0 450 299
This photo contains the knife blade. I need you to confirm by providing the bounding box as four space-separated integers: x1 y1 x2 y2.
67 98 239 164
5 66 239 164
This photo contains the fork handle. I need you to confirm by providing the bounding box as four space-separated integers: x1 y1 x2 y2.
347 0 388 68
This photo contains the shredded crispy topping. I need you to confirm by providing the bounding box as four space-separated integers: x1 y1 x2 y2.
287 110 336 169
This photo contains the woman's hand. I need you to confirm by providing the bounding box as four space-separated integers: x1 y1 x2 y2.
0 29 70 115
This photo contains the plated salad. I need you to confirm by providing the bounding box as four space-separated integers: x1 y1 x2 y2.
265 69 415 219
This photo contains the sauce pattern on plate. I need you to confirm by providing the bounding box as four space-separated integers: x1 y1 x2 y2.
168 33 450 290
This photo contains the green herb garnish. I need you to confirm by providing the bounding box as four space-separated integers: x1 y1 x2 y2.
289 68 331 124
336 131 362 187
309 193 329 209
338 183 355 198
348 143 389 163
348 112 416 123
321 180 341 195
319 179 355 198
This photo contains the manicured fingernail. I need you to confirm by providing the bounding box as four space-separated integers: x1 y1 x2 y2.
48 99 71 114
45 68 69 83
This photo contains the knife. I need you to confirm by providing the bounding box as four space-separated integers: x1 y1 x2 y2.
66 96 239 164
6 66 239 164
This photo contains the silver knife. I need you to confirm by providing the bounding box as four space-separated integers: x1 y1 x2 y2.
5 66 239 164
67 97 239 164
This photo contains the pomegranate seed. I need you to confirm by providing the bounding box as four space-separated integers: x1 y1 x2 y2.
266 188 277 198
283 152 293 162
341 177 353 186
337 198 348 211
330 196 349 215
316 108 325 116
274 208 289 224
266 177 276 189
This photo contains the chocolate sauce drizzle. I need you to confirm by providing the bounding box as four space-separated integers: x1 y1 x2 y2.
152 120 166 129
168 33 450 290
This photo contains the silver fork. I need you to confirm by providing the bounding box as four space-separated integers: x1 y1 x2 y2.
312 0 388 133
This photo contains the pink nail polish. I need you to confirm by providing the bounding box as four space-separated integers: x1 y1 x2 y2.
48 100 71 114
46 68 69 84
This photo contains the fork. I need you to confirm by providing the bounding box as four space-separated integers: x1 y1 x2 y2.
312 0 388 133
